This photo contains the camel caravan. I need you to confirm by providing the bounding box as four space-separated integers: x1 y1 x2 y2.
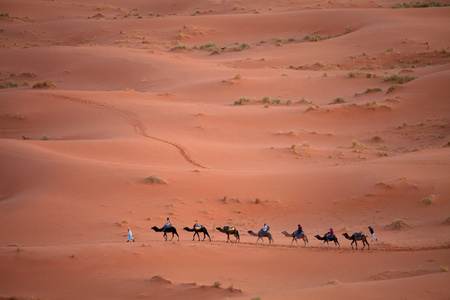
145 218 375 250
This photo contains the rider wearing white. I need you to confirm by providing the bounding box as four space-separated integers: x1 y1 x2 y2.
262 223 270 232
163 218 172 232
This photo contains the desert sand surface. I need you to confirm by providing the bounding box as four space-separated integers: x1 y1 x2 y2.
1 0 450 299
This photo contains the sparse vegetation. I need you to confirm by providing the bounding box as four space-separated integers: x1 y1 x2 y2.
420 194 436 205
386 85 398 94
213 281 221 288
145 174 166 184
352 139 368 152
388 218 411 230
326 279 340 285
440 266 449 272
392 2 449 8
305 104 318 112
330 97 346 104
234 97 252 105
32 80 56 89
383 73 416 84
347 70 359 78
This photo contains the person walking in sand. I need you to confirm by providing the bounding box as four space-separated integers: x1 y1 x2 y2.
127 227 135 242
368 226 377 241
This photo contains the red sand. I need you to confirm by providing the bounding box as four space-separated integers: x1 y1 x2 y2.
1 1 449 299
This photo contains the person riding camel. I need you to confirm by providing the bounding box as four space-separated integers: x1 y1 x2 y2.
194 220 203 230
262 223 270 232
163 217 172 232
295 224 303 238
327 227 334 238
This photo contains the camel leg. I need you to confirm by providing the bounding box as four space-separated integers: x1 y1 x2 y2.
206 233 211 242
351 240 355 250
163 232 167 241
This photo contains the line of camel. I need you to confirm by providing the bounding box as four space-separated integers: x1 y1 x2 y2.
151 226 370 250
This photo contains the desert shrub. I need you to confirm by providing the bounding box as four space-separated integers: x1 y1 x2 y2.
233 73 241 80
392 2 449 8
348 70 359 78
330 97 345 104
440 266 449 272
0 81 18 89
234 97 251 105
261 96 270 103
352 140 368 152
420 194 436 205
383 73 416 84
305 104 318 112
145 174 166 184
32 80 56 88
271 98 281 104
232 43 250 51
200 42 219 51
386 85 398 94
326 279 340 285
388 218 411 230
170 45 191 51
213 281 221 288
286 99 292 106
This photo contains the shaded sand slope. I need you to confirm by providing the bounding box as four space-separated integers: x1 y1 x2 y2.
1 0 450 299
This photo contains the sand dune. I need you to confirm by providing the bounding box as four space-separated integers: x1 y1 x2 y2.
1 0 449 299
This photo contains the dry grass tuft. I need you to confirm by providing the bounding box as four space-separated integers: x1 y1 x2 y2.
145 174 166 184
32 80 56 89
213 281 222 288
440 266 449 272
330 97 345 104
388 218 411 230
420 194 436 205
382 73 416 84
326 279 340 285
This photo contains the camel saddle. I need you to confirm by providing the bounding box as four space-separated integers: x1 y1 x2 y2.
224 226 235 231
195 226 202 230
354 232 364 237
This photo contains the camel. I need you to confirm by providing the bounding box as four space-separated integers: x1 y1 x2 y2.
248 229 274 245
314 234 340 249
151 226 179 241
183 226 211 242
216 226 240 243
342 232 370 250
281 231 309 247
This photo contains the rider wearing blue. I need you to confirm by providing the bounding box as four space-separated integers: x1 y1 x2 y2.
295 224 303 238
262 223 270 232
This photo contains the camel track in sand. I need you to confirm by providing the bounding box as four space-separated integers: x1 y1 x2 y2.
5 239 450 253
37 92 207 169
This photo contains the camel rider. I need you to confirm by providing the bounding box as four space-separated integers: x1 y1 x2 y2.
194 220 203 230
262 223 270 232
163 217 172 232
295 224 303 238
327 227 334 238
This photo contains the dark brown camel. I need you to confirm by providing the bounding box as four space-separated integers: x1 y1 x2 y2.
248 229 274 245
314 234 340 249
342 232 370 250
282 231 309 247
183 226 211 241
151 226 179 241
216 226 240 243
